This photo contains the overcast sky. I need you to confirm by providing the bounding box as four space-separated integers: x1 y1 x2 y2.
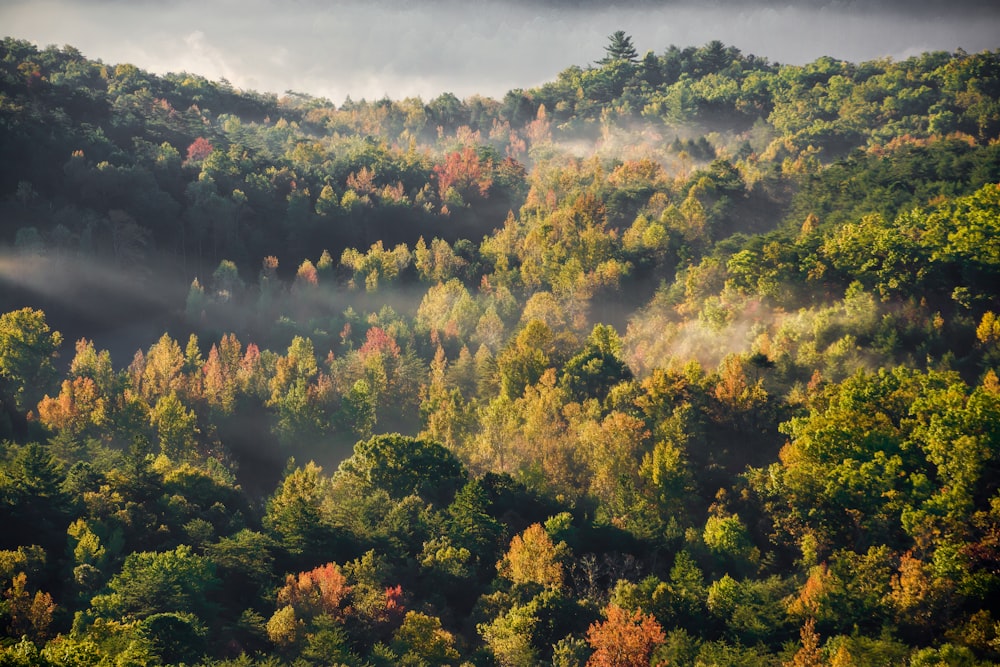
2 0 998 103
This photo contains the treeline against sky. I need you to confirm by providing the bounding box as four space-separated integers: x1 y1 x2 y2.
1 35 1000 665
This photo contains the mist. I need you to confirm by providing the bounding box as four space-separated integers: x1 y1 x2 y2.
2 0 997 103
0 251 192 365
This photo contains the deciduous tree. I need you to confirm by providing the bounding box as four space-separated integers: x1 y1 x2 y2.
0 308 62 423
497 523 564 590
586 603 664 667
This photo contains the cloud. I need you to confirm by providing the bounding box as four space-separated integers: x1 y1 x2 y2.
179 30 240 83
1 0 997 102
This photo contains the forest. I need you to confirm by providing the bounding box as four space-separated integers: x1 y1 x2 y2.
1 30 1000 665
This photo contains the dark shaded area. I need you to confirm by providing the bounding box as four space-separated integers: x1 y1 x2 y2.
0 256 186 370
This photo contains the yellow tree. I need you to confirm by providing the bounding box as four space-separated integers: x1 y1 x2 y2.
392 611 460 666
577 410 650 523
497 523 564 590
139 333 185 401
517 369 578 496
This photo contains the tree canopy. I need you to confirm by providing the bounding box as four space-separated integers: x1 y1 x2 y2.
2 32 1000 666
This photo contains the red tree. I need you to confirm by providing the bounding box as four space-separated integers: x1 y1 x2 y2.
359 327 401 360
186 137 214 162
433 146 493 200
277 562 352 620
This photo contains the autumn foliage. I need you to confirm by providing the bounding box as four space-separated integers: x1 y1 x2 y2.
586 604 665 667
358 326 401 360
434 146 493 201
4 32 1000 667
276 562 352 620
497 523 564 589
185 136 214 162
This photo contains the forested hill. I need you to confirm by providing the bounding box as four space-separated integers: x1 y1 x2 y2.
1 33 1000 665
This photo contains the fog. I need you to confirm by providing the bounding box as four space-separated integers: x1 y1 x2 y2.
0 252 191 367
2 0 998 103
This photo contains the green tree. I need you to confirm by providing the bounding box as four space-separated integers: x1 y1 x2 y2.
495 320 555 401
203 529 279 614
703 513 760 571
478 600 539 667
89 544 220 623
1 443 70 551
141 612 208 664
445 478 503 561
337 433 466 505
559 342 632 404
264 461 336 558
600 31 639 65
148 392 199 461
0 309 62 432
705 574 795 646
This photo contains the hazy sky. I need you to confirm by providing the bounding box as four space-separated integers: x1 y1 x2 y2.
2 0 998 103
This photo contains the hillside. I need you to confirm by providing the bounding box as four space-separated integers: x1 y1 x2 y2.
1 34 1000 665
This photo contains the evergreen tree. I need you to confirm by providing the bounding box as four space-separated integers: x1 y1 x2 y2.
600 31 639 64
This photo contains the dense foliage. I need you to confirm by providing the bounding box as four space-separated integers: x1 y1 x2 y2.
1 32 1000 665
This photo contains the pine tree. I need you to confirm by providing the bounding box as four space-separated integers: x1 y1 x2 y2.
600 31 639 64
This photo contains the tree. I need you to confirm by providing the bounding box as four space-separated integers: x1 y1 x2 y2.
497 523 564 590
337 433 466 505
185 137 214 163
293 258 318 290
202 343 239 414
702 513 759 569
149 392 199 461
68 338 116 395
3 572 56 641
37 376 108 441
211 259 244 300
275 562 352 621
705 574 794 646
2 443 70 551
140 333 185 401
600 31 638 65
784 619 824 667
0 309 63 429
393 611 461 666
203 529 278 613
559 344 632 404
579 411 651 525
141 612 208 664
433 146 493 207
639 403 695 523
888 551 953 635
446 478 503 560
264 461 334 557
495 319 555 401
89 545 220 622
478 601 539 667
266 604 301 648
416 279 481 341
270 336 318 402
586 604 665 667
